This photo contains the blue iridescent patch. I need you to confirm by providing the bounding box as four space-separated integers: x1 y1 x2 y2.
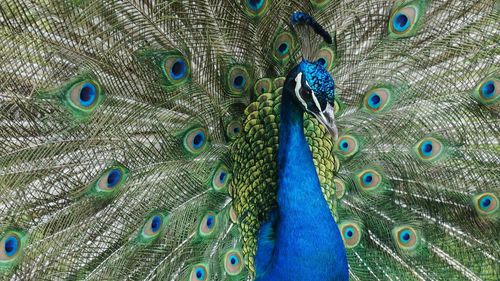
170 59 187 80
107 169 122 188
79 83 97 107
393 13 410 32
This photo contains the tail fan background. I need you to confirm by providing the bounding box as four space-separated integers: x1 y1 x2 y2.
0 0 498 280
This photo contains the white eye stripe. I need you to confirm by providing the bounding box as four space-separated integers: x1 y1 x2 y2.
296 74 323 113
294 72 309 109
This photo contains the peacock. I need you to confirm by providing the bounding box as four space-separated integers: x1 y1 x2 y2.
0 0 499 280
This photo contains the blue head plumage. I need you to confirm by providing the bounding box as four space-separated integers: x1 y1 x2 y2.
284 59 338 139
282 12 338 139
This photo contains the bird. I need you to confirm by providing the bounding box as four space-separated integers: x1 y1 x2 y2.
0 0 498 280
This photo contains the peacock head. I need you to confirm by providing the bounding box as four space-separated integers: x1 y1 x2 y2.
285 11 338 140
286 59 337 139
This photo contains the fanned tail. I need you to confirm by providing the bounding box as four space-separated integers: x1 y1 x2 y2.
317 0 500 280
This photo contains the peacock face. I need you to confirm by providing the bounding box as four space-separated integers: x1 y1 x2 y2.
288 60 338 139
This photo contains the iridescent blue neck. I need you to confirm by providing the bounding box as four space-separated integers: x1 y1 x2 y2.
258 86 348 280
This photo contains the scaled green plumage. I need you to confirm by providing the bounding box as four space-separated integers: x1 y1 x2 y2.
0 0 499 280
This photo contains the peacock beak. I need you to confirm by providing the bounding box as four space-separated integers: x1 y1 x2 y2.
311 103 338 141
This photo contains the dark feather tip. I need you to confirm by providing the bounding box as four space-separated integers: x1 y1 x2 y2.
291 11 332 44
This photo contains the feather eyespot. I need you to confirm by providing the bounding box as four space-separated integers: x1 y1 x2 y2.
139 214 167 243
414 137 444 161
272 32 295 62
224 249 244 275
472 77 499 105
339 221 362 248
226 120 243 140
1 235 20 260
78 83 97 107
243 0 269 17
227 66 251 96
190 263 209 281
254 78 273 95
473 193 498 216
388 2 426 38
170 59 187 80
337 135 359 157
184 128 208 155
314 46 335 71
198 212 218 237
143 215 163 237
481 81 496 98
392 11 411 32
0 231 25 267
212 163 231 191
362 88 391 112
163 53 190 85
333 178 346 199
66 80 104 116
97 167 126 192
92 164 128 196
355 169 382 191
233 76 246 89
392 226 420 251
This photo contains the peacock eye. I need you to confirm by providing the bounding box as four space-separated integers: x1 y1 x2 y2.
243 0 269 17
363 87 392 113
227 65 251 96
481 81 496 99
143 215 163 236
314 46 335 71
337 135 359 157
393 226 419 251
198 212 218 237
360 171 380 189
392 10 412 32
388 2 425 38
226 120 243 140
472 77 499 105
67 80 103 114
254 78 273 96
233 76 246 89
224 249 244 275
415 137 444 161
473 193 498 216
333 178 346 199
0 234 22 261
300 87 312 99
212 163 231 191
184 128 209 155
339 221 362 248
163 53 191 86
95 165 128 194
170 59 187 80
78 83 96 107
317 58 326 67
356 169 382 191
190 263 209 281
272 32 295 62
